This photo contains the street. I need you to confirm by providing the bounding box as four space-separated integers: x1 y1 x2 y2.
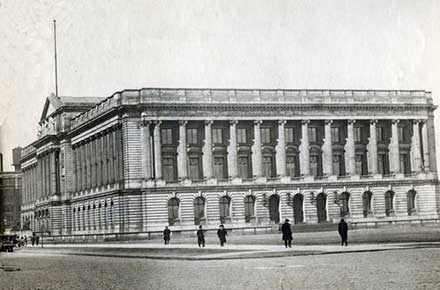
1 247 440 290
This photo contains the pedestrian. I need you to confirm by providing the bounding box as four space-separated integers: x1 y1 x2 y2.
217 225 227 247
338 218 348 246
281 219 293 248
36 235 40 246
163 226 171 245
24 235 28 246
197 225 205 248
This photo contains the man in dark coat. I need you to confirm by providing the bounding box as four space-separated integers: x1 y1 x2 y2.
217 225 228 247
338 218 348 246
197 225 205 247
163 226 171 245
281 219 293 248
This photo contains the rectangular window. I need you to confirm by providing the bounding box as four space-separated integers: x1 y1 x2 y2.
310 155 318 177
398 127 404 143
378 154 385 174
263 156 273 178
355 154 364 175
286 156 297 177
237 128 247 144
162 157 175 181
308 127 318 143
354 127 362 142
400 154 411 174
161 128 173 145
187 128 198 145
285 127 295 143
332 155 341 176
212 128 223 144
188 157 201 180
261 128 271 144
331 127 340 143
238 156 249 178
376 127 384 142
214 157 226 179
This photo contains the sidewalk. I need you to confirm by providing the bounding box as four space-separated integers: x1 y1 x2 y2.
14 241 440 261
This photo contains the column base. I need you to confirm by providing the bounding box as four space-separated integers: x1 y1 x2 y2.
180 179 192 186
255 177 267 184
231 177 242 184
327 175 338 181
303 175 314 182
206 178 217 185
155 179 166 187
279 176 291 183
350 175 361 181
144 179 156 188
372 174 382 180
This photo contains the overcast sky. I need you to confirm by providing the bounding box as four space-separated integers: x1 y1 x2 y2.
0 0 439 171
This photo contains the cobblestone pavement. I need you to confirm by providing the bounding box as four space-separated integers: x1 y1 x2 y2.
1 247 440 290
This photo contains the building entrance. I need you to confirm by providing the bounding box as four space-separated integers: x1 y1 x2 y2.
269 194 280 223
316 193 327 223
293 194 304 224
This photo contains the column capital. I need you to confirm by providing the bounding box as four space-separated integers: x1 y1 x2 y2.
140 119 152 127
229 120 238 126
347 119 356 125
153 120 162 126
392 119 400 125
179 120 187 126
413 119 423 125
301 120 310 125
325 120 333 126
204 120 213 126
278 119 287 126
254 120 263 125
369 119 378 125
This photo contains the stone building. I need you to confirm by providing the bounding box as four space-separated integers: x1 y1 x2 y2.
19 89 439 236
0 149 22 233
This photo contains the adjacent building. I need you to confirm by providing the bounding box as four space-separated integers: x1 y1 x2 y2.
19 89 439 236
0 148 22 233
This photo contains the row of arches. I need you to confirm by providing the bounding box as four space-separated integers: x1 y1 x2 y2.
167 189 418 225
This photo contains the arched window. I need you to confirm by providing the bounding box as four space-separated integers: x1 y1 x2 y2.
244 195 256 223
219 196 231 224
168 198 180 225
340 192 350 217
407 190 416 216
385 191 394 216
362 192 373 218
194 197 205 225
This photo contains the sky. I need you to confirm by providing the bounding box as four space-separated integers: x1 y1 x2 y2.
0 0 439 171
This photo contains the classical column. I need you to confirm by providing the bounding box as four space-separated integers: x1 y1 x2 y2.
227 120 238 179
411 120 422 173
82 142 88 189
421 120 430 171
108 130 115 184
367 120 378 175
177 120 188 180
153 121 163 180
140 120 153 180
276 120 287 177
345 120 356 176
102 133 108 185
96 136 102 187
389 119 400 174
252 120 263 178
322 120 333 176
299 120 310 176
202 120 214 179
90 138 96 188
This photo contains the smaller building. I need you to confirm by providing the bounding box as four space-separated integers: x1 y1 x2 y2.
0 148 22 234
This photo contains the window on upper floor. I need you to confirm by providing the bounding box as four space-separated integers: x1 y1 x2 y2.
285 127 295 143
212 128 223 144
331 127 341 143
187 128 198 145
261 128 271 144
237 128 247 144
161 128 173 145
354 127 362 142
308 127 318 143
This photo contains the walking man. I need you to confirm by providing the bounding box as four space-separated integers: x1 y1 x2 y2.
197 225 205 247
163 226 171 245
338 218 348 246
217 225 228 247
281 219 293 248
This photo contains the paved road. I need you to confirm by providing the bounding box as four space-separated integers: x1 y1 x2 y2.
1 247 439 290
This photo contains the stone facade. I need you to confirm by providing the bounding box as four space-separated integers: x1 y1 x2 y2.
19 89 440 236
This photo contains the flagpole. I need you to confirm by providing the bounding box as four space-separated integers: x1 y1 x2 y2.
53 19 58 97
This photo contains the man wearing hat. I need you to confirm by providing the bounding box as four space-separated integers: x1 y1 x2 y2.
281 219 293 248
